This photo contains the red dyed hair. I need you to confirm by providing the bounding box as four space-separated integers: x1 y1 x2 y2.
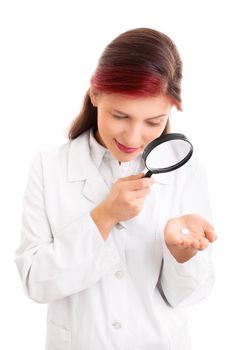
68 28 182 139
91 68 165 97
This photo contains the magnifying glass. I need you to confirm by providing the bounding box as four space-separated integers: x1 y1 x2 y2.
143 133 193 177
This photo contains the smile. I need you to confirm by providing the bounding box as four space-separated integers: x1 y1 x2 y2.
114 139 140 154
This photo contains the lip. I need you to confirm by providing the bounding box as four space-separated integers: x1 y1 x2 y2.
115 139 140 154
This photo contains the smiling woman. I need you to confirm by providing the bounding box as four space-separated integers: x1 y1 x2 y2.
15 27 217 350
90 93 171 161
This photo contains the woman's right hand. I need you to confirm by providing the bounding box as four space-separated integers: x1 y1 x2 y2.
90 173 154 240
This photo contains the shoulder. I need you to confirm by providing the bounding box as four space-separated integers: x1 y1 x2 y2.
31 131 90 167
29 142 69 172
154 155 206 186
181 155 206 175
173 155 210 194
175 155 208 187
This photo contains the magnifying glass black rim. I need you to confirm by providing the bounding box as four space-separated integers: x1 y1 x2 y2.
142 133 193 174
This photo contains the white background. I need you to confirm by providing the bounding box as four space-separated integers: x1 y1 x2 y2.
0 0 232 349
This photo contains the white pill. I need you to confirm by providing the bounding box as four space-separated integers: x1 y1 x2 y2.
181 228 190 235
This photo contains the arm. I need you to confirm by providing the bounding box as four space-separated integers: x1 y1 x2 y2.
15 153 120 303
159 161 216 307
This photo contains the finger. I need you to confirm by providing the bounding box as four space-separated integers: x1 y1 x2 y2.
204 223 217 242
118 173 145 182
118 173 153 189
180 237 202 249
119 177 154 191
181 237 193 248
189 237 209 250
171 237 199 250
134 187 151 199
121 187 148 204
198 237 210 250
180 235 210 250
133 177 155 190
190 239 201 249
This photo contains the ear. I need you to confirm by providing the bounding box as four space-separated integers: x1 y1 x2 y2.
89 88 99 107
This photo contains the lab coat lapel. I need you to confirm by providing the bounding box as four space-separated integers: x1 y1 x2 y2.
82 169 109 204
67 131 109 204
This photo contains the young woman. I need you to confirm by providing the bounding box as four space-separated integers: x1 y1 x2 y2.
15 27 217 350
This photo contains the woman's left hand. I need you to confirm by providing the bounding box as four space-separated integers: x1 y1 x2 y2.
164 214 217 263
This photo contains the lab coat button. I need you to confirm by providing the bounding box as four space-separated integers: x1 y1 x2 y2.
112 321 122 329
114 270 124 279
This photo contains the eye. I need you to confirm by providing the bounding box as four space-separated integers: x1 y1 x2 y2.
112 114 128 119
146 121 162 127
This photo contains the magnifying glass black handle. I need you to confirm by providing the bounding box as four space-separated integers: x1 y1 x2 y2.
144 170 153 178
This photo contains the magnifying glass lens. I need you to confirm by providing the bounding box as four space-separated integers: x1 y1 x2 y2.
143 133 193 176
146 139 191 168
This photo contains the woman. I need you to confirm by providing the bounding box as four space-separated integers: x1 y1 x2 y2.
15 27 217 350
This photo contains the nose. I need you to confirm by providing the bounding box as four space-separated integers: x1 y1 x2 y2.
123 124 142 147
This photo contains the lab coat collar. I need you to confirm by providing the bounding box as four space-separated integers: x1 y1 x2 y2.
67 130 173 188
67 131 93 182
67 131 109 204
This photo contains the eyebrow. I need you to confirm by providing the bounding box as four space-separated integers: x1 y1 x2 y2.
112 109 168 120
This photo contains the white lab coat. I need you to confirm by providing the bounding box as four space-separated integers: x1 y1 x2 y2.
15 130 215 350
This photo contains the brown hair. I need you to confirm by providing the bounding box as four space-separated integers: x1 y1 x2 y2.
68 28 183 139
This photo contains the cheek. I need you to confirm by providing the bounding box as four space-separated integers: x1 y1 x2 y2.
145 127 163 140
97 113 108 130
98 116 123 135
97 116 115 139
143 126 165 146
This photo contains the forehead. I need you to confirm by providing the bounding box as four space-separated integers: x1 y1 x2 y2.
98 93 172 116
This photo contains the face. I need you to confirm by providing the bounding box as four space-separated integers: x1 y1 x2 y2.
91 92 173 162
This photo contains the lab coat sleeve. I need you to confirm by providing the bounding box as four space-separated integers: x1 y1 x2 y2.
15 153 120 304
160 161 216 307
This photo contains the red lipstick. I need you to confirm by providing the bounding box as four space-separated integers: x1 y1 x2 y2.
115 139 140 154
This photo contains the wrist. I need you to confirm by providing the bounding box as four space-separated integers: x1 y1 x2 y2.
91 204 118 240
166 244 198 263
